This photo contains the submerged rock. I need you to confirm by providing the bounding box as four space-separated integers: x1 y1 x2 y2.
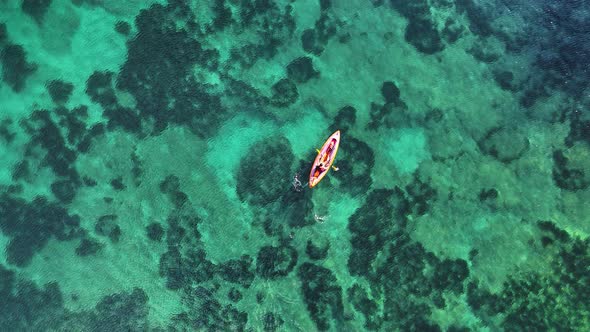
478 127 530 163
298 263 344 331
270 78 299 107
1 44 37 92
348 188 408 276
331 136 375 196
236 137 294 206
21 0 52 24
405 18 445 55
286 56 319 83
329 106 357 133
76 237 103 257
552 144 590 191
46 80 74 104
256 245 298 279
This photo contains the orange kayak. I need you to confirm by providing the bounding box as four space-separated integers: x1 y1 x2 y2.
309 130 340 188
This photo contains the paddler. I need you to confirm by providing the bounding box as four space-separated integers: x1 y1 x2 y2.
312 162 328 181
316 139 336 165
322 139 337 163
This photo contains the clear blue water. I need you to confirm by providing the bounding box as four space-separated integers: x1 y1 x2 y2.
0 0 589 331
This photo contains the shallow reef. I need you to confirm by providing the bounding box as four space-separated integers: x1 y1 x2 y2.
0 0 589 331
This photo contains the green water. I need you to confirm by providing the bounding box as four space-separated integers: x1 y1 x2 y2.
0 0 589 331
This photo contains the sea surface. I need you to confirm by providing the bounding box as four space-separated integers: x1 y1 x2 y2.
0 0 589 331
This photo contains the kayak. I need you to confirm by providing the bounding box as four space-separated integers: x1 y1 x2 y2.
309 130 340 188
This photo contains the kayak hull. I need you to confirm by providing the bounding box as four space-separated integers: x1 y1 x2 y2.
309 130 340 188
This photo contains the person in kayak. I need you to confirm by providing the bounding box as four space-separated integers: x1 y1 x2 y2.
320 139 337 164
312 162 328 181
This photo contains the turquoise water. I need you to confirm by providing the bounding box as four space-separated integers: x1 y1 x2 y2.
1 0 589 331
